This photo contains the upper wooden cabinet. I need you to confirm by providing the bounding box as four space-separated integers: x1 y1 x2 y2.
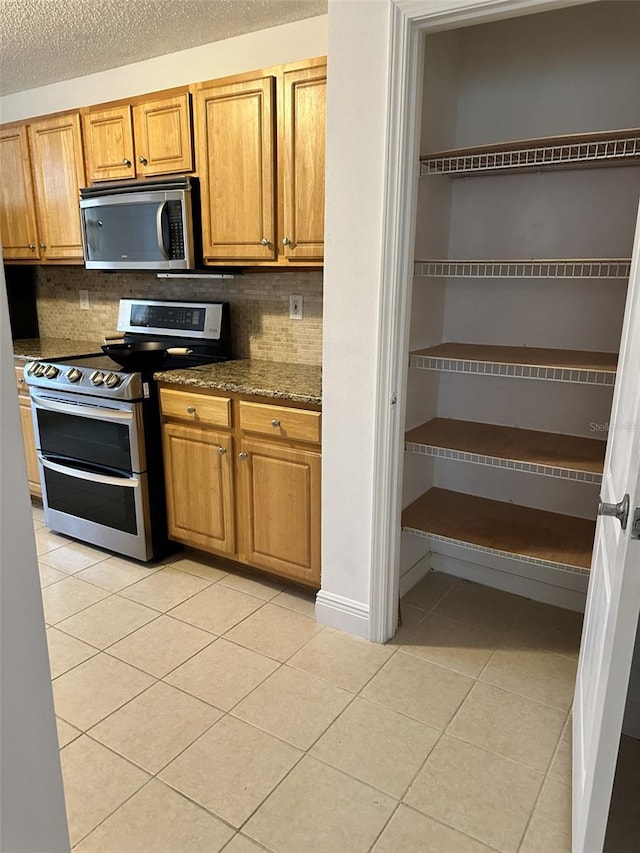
195 57 326 265
28 113 86 261
280 62 327 261
82 92 193 183
0 125 40 260
194 74 276 261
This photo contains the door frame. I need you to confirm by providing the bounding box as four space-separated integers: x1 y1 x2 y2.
369 0 599 643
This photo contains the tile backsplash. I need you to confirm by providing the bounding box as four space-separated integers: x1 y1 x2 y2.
34 266 323 365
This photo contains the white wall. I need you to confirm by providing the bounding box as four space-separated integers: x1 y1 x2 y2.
0 16 328 123
317 0 393 637
0 267 70 851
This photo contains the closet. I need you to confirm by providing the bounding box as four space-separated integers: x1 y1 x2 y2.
400 2 640 611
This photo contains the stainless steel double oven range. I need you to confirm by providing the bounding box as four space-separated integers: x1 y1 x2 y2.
24 299 231 562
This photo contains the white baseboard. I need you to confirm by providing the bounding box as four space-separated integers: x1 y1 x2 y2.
399 551 432 598
431 552 587 613
315 590 370 640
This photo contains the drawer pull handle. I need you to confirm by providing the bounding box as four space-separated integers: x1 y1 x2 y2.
238 452 248 460
271 419 281 427
218 446 227 455
186 406 196 414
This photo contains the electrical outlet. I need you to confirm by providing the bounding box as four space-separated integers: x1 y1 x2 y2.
289 294 303 320
79 290 90 310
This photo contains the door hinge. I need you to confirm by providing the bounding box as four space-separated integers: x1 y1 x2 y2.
632 507 640 541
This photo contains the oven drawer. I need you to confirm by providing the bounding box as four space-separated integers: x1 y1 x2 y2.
160 388 232 428
239 401 321 444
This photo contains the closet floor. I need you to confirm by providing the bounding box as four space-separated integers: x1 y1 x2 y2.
33 503 636 852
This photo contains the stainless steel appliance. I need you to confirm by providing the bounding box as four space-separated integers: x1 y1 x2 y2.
79 176 200 271
24 299 231 561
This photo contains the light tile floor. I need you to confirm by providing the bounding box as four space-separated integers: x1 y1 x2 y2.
32 505 634 852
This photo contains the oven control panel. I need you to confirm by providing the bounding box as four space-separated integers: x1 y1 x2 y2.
117 299 226 340
24 361 144 401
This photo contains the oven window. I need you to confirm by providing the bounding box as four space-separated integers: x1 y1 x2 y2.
36 409 134 472
43 468 137 535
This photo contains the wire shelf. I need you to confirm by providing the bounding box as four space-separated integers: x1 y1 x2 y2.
414 258 632 279
420 130 640 176
409 353 617 385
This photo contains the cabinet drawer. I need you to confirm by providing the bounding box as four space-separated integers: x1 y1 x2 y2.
239 401 321 444
160 388 231 428
14 364 29 398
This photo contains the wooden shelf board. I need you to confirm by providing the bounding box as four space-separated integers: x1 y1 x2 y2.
410 343 617 373
402 487 595 572
405 418 605 479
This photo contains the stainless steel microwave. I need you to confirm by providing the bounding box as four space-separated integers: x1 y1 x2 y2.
79 176 199 271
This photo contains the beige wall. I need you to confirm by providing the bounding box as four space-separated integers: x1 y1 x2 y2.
33 267 323 365
0 16 328 123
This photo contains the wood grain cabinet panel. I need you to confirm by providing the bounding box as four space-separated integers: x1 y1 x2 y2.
0 126 40 259
132 94 193 177
280 63 327 260
159 386 322 587
239 401 321 443
82 106 135 181
194 74 277 261
28 113 86 260
238 438 321 586
15 363 41 498
162 422 235 554
160 388 231 428
83 93 193 182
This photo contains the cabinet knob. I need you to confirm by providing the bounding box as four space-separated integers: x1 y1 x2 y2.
186 406 196 414
217 446 227 455
238 452 248 460
260 238 270 247
39 242 46 250
122 158 132 167
28 243 35 250
282 237 291 246
138 156 148 166
271 419 281 427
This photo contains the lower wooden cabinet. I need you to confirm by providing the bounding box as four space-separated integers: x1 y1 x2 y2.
238 438 321 586
159 386 321 587
14 362 41 498
162 423 235 554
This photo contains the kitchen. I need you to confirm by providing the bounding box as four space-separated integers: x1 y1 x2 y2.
2 1 640 852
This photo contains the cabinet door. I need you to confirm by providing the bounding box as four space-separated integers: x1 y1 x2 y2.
28 114 86 260
132 94 193 177
162 422 235 554
15 366 41 497
238 438 321 586
280 64 326 260
195 75 276 260
82 106 135 182
0 126 40 260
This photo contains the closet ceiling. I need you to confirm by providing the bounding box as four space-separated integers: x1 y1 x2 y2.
0 0 327 96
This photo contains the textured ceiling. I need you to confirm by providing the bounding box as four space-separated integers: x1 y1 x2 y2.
0 0 327 96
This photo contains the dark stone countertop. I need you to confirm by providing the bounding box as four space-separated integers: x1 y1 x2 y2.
154 359 322 406
13 338 104 361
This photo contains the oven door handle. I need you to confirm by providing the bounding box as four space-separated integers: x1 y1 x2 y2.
30 392 134 422
38 454 139 488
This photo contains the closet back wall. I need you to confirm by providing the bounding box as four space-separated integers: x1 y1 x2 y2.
33 267 323 365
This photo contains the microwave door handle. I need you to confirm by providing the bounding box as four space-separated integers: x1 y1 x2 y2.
38 454 139 488
156 202 170 259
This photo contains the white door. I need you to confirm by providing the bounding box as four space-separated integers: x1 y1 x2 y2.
573 201 640 853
